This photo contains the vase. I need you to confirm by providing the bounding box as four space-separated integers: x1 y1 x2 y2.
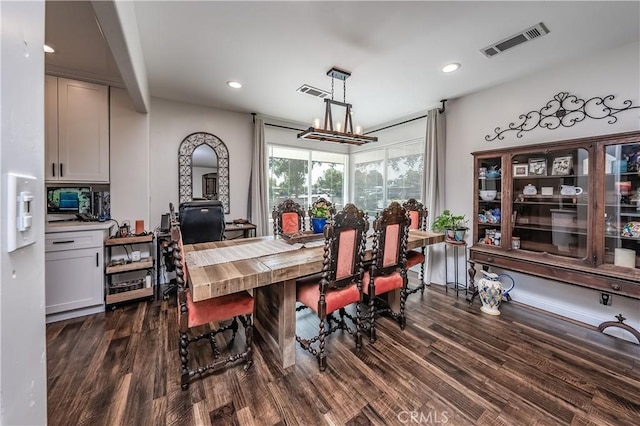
311 217 327 234
477 271 515 315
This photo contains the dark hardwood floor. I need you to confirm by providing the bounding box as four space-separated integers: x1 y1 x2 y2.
47 278 640 426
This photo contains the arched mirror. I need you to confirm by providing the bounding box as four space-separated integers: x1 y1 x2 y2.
178 132 230 213
192 145 218 199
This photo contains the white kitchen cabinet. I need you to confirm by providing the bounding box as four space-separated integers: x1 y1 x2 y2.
45 76 109 183
45 228 108 323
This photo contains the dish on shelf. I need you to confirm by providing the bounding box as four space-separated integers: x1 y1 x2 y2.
486 170 501 179
621 221 640 238
480 190 497 201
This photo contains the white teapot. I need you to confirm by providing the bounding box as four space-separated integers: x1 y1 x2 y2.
560 185 583 196
522 184 537 195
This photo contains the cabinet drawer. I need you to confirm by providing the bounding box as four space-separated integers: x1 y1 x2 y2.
45 231 104 252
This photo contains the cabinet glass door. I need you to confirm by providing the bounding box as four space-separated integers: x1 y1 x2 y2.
511 148 589 258
604 142 640 269
477 156 502 246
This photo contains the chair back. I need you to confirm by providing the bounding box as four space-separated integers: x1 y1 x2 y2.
371 202 410 276
272 199 306 236
179 200 225 244
402 198 428 231
321 203 369 289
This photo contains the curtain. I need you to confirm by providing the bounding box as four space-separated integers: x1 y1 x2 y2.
422 107 446 285
249 117 269 236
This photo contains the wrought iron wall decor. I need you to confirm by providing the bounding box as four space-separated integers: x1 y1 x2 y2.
178 132 230 213
485 92 640 141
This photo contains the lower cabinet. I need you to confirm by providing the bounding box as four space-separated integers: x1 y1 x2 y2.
45 229 107 322
45 248 103 315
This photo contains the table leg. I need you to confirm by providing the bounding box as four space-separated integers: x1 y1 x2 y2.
254 279 296 369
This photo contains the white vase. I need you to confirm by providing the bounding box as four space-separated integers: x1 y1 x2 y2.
477 271 514 315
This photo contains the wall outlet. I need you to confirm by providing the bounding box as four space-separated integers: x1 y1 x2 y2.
600 292 612 306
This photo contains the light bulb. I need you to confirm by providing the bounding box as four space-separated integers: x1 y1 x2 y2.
355 125 362 135
313 118 321 129
442 63 461 73
335 122 342 132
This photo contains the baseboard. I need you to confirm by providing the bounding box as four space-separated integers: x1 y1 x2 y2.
46 304 104 324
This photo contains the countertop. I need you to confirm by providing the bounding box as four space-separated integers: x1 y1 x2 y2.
45 220 116 233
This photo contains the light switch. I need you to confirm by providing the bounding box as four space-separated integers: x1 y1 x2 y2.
5 173 37 252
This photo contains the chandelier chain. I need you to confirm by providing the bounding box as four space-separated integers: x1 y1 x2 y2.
331 77 334 101
343 80 346 103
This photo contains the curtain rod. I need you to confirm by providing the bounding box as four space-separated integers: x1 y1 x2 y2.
264 123 306 132
363 114 427 135
364 99 446 135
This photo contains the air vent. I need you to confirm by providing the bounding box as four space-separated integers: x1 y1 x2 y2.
480 22 550 58
296 84 330 99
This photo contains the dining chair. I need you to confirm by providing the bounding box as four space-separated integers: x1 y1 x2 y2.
163 200 226 300
295 203 369 371
402 198 429 295
363 201 411 343
272 198 306 236
169 224 254 390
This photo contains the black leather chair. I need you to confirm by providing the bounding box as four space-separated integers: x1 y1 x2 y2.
179 200 225 244
163 201 225 299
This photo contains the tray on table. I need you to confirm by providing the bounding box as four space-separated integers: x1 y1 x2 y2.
281 230 325 245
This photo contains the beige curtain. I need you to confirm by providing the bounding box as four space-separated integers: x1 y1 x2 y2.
423 107 446 285
249 117 269 236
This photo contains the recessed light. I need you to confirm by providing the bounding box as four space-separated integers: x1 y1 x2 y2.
227 81 242 89
442 63 461 73
44 44 55 53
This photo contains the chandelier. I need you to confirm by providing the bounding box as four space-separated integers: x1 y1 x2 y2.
298 67 378 145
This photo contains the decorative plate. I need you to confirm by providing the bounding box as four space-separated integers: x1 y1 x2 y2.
621 221 640 238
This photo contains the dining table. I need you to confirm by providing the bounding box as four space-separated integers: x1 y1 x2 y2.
184 229 445 368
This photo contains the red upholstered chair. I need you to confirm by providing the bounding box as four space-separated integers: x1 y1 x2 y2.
170 225 254 390
296 203 369 371
272 199 306 237
402 198 429 295
363 202 411 342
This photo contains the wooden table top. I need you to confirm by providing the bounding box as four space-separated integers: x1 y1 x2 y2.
184 230 445 302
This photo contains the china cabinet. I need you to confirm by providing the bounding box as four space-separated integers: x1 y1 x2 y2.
469 131 640 322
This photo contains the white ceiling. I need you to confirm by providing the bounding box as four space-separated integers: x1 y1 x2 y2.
46 1 640 129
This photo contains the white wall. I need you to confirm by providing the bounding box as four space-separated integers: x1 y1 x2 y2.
110 87 150 229
0 1 48 424
148 98 253 224
447 42 640 339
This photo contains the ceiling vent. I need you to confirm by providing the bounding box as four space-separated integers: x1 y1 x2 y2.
296 84 330 99
480 22 550 58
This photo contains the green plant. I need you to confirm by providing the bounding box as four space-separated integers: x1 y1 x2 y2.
431 209 468 231
310 200 331 218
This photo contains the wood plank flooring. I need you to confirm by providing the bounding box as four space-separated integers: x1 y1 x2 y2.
47 278 640 425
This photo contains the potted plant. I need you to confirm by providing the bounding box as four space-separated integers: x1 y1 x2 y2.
431 209 468 242
310 200 331 233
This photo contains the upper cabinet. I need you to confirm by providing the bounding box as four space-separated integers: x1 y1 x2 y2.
45 76 109 183
471 131 640 300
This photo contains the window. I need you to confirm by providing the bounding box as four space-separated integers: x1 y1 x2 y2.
268 145 347 214
352 140 424 216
